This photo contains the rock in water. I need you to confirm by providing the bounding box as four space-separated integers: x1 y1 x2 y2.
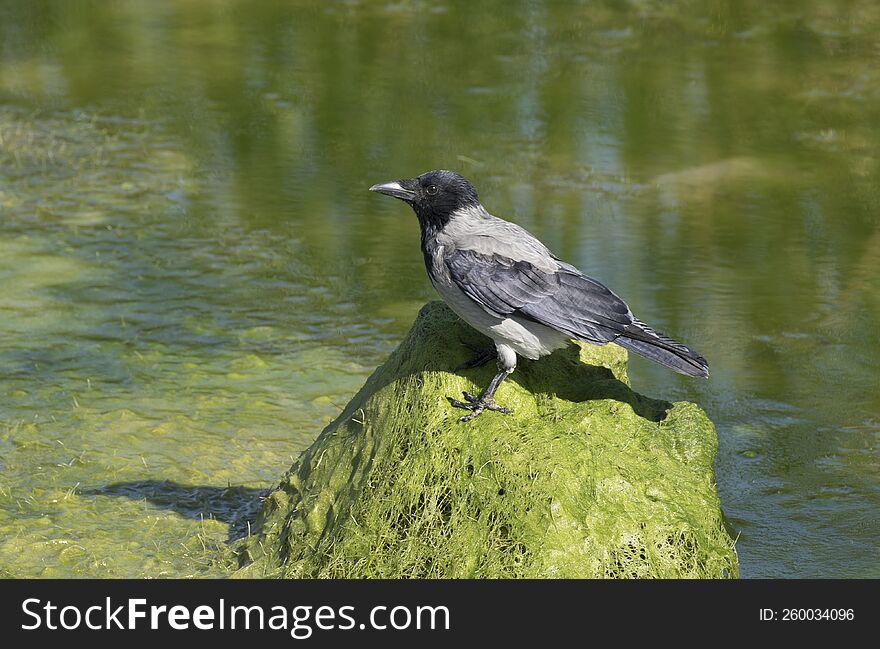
235 302 737 578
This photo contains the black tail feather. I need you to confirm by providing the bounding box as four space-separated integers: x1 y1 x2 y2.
615 319 709 378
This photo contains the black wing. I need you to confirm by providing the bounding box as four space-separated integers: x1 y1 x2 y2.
444 249 633 344
444 249 709 377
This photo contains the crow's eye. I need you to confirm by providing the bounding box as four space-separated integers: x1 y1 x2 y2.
425 184 439 196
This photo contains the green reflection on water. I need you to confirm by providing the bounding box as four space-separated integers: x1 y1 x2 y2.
1 0 878 577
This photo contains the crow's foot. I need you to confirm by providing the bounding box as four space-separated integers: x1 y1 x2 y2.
447 391 512 422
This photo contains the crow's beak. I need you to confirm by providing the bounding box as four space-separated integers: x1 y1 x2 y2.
369 179 416 201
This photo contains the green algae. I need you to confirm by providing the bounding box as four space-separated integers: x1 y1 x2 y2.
236 302 737 578
0 107 364 577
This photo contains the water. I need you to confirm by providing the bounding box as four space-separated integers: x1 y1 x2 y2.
1 0 877 577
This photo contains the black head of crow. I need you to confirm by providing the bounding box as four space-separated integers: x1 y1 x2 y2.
370 170 480 233
370 170 708 422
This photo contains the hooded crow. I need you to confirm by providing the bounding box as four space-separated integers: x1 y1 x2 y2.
370 170 708 422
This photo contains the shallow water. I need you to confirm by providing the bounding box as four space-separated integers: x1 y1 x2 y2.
1 0 877 577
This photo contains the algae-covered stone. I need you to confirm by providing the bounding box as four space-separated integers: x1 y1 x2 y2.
235 302 737 578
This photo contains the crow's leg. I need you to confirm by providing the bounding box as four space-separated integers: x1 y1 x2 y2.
455 340 497 371
447 343 516 422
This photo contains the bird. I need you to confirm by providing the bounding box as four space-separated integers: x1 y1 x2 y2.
369 170 708 422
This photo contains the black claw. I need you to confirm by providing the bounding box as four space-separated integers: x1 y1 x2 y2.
458 410 482 423
446 392 513 422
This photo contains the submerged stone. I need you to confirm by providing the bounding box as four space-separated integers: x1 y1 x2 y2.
235 302 737 578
